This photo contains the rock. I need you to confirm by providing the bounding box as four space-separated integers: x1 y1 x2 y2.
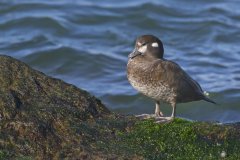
1 55 239 159
0 55 115 159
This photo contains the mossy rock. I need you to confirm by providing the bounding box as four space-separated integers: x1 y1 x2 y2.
0 55 239 159
103 118 240 159
0 55 115 159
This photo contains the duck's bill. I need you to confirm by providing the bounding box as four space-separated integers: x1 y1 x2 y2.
128 48 142 59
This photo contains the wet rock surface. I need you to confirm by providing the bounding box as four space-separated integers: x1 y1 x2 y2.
0 55 122 159
0 55 239 159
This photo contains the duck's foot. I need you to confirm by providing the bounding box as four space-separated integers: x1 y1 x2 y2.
155 116 173 123
135 114 156 119
135 114 173 123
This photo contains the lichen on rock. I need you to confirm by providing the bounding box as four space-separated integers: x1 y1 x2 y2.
0 55 114 159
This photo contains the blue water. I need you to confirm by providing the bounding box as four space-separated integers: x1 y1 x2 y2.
0 0 240 122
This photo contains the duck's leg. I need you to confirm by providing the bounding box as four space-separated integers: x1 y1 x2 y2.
155 102 176 123
135 101 163 119
155 101 163 117
170 102 176 118
137 102 176 123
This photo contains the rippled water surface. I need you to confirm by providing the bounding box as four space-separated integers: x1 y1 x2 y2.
1 0 240 122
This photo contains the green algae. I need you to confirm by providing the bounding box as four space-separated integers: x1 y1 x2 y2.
100 118 240 160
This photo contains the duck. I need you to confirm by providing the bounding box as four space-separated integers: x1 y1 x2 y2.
127 35 216 121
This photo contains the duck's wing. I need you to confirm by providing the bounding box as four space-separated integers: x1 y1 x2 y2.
153 59 204 102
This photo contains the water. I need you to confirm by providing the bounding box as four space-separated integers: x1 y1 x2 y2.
0 0 240 123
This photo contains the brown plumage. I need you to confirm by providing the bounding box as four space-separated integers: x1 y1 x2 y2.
127 35 215 119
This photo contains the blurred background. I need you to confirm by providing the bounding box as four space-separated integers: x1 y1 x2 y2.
0 0 239 122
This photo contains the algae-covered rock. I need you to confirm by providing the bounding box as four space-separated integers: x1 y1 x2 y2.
0 55 239 160
0 55 114 159
102 118 240 159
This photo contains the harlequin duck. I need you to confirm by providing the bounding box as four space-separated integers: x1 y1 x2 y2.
127 35 216 120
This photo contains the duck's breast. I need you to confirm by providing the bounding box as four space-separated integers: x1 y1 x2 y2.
127 59 176 103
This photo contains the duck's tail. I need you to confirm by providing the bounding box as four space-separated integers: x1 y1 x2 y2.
203 96 217 105
199 91 217 105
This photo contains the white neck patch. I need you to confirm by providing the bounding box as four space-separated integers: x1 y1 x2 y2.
138 45 147 53
152 42 158 48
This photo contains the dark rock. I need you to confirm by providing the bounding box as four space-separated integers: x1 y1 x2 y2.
0 55 115 159
1 55 238 159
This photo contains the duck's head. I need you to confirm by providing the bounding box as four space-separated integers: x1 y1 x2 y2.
128 35 164 60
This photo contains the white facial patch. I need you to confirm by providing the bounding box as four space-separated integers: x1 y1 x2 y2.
152 42 158 47
138 45 147 53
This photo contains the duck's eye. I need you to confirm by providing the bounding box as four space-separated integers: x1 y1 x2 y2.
151 42 158 47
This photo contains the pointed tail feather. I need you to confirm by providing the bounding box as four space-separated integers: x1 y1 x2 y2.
202 96 217 105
